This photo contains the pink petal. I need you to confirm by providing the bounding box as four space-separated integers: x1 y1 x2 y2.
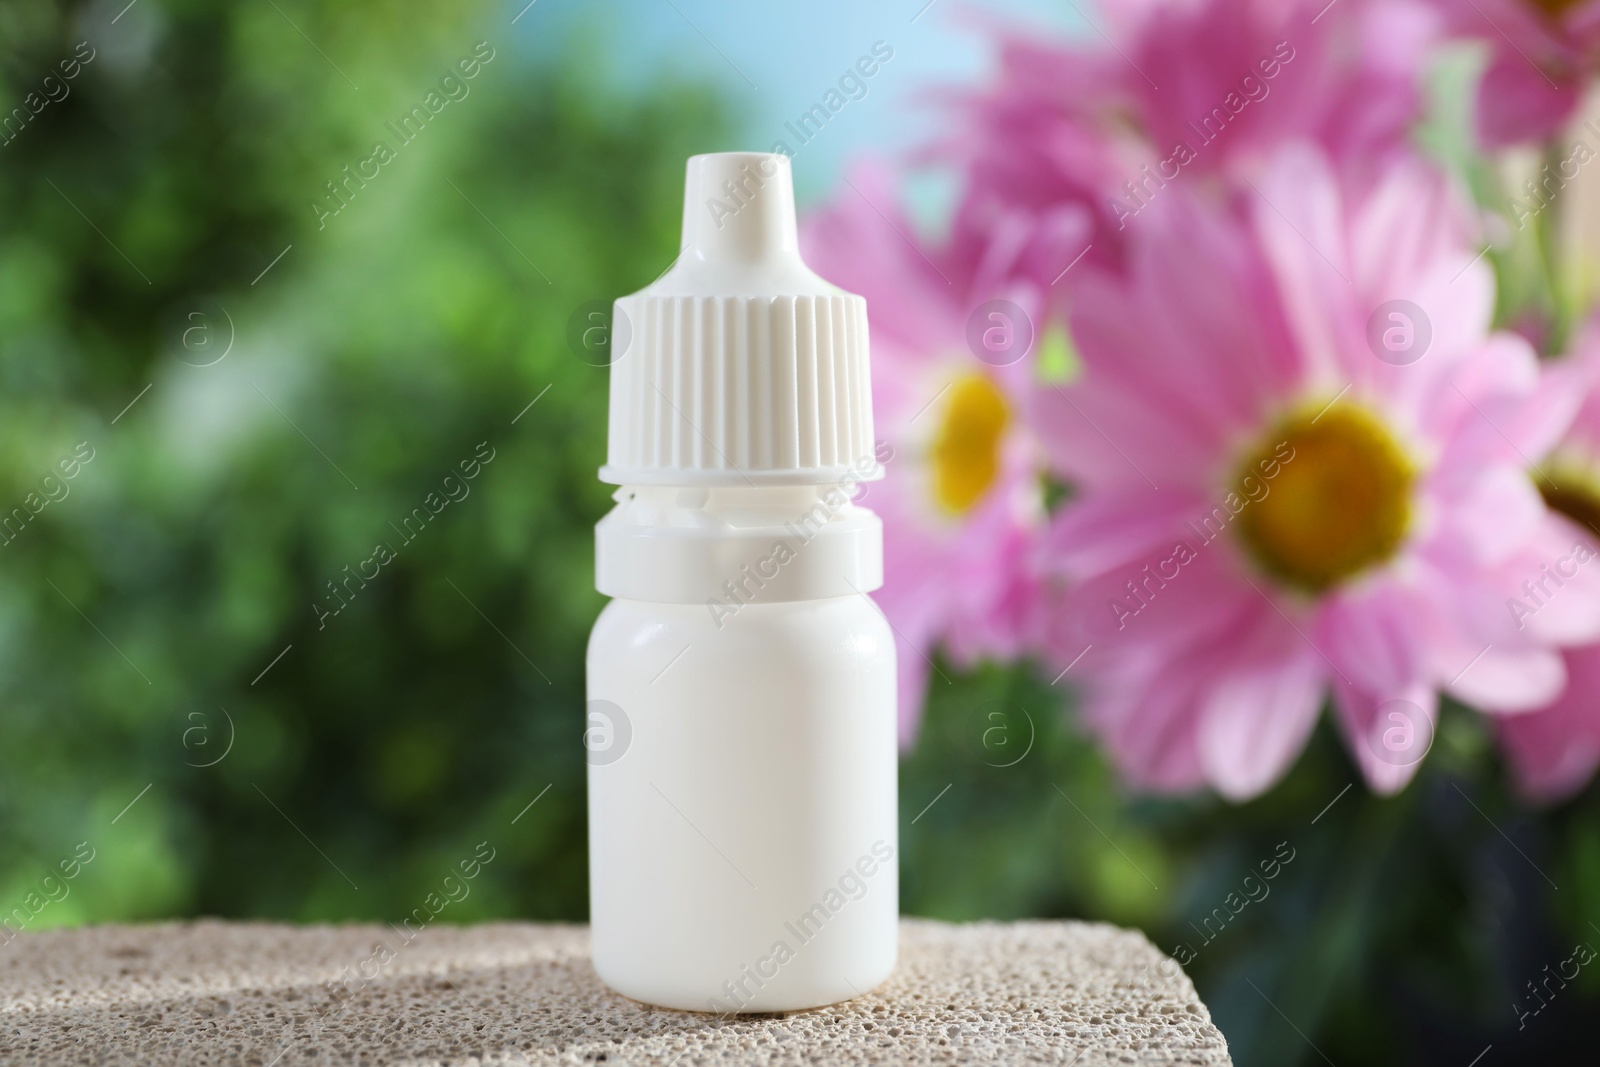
1332 683 1438 794
1198 631 1326 800
1040 485 1210 577
1495 515 1600 646
1314 580 1425 695
1476 53 1581 148
1444 642 1567 712
1497 646 1600 802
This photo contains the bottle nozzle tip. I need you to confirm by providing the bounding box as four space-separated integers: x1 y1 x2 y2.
681 152 798 266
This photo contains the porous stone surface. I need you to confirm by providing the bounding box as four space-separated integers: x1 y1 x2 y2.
0 919 1230 1065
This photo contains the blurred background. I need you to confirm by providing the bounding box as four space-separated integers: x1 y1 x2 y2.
3 1 1598 1065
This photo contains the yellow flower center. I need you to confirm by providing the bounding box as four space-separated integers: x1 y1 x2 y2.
1231 404 1414 593
1525 0 1584 18
1539 471 1600 540
931 373 1010 515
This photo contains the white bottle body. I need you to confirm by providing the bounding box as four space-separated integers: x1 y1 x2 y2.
589 151 895 1013
586 594 898 1012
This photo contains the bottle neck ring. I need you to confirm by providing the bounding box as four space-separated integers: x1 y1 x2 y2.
595 484 883 604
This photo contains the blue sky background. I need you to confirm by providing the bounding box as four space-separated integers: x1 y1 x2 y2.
506 0 1089 219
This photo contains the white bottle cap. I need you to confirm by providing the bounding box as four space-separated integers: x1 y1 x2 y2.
600 152 880 487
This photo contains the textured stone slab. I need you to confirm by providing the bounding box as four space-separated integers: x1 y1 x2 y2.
0 919 1230 1065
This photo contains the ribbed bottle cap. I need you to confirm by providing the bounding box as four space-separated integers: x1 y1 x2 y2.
600 152 880 487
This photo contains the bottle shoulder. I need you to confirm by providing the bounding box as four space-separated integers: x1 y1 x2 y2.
588 595 892 668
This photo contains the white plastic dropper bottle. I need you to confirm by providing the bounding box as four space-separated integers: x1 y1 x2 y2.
586 151 897 1013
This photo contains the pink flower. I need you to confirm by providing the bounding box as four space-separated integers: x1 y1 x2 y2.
1496 325 1600 801
1432 0 1600 146
1033 144 1600 799
939 0 1437 279
801 164 1045 745
1497 646 1600 799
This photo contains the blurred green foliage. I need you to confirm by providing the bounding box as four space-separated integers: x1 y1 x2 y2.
0 0 721 925
2 3 1599 1066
